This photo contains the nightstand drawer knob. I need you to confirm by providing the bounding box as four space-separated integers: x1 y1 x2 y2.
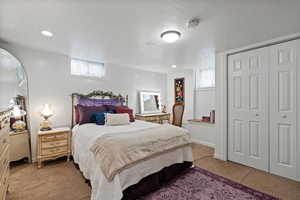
49 142 60 146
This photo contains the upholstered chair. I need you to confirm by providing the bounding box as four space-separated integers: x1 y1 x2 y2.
172 103 184 127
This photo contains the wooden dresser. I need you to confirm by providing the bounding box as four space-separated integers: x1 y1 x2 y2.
0 110 10 200
37 127 71 168
135 113 171 124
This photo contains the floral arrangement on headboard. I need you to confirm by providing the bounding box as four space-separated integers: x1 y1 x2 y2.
71 90 129 127
72 90 127 103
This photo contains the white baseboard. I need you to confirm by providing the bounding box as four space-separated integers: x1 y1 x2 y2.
213 153 226 161
192 138 215 148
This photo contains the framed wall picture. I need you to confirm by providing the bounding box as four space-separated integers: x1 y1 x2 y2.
174 78 185 103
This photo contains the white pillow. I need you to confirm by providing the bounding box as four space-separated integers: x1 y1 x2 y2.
105 113 130 126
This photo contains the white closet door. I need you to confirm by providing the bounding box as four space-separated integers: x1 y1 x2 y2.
269 40 298 180
228 48 269 171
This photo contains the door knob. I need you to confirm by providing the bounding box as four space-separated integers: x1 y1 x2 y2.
255 114 259 117
282 115 287 119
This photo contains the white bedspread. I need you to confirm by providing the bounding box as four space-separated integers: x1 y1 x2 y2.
72 120 194 200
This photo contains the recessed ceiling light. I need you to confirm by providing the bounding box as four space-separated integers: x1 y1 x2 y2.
161 31 181 43
171 65 177 68
41 30 53 37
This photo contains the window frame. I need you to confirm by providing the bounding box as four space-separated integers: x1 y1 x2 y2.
71 58 105 79
195 67 216 90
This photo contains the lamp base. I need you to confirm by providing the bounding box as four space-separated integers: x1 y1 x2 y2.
40 127 52 131
12 120 26 132
40 120 52 132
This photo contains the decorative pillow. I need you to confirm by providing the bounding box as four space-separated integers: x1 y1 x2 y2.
105 105 117 113
115 106 135 122
74 105 80 124
91 111 114 125
105 113 130 126
77 105 107 125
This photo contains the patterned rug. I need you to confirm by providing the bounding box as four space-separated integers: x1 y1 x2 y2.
141 167 279 200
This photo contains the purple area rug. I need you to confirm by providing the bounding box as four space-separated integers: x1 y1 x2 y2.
140 167 279 200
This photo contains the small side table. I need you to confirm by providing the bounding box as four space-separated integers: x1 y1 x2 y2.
37 127 71 168
9 130 31 162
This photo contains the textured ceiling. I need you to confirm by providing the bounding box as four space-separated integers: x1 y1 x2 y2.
0 0 300 72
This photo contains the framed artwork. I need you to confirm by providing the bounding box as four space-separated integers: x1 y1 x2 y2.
174 78 185 103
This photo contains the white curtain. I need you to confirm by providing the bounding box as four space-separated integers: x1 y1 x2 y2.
71 58 105 78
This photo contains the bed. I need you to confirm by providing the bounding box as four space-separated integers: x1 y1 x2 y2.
71 91 194 200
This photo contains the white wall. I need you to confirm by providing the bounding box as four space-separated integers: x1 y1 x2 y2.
188 88 216 148
194 88 215 118
184 122 216 148
1 43 167 161
167 69 194 122
214 52 227 160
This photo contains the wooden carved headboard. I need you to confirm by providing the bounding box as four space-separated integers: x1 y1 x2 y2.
71 90 128 128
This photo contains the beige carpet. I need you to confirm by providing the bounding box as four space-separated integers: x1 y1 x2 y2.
7 144 300 200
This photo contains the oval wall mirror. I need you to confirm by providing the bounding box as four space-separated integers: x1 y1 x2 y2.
0 48 31 162
0 48 28 110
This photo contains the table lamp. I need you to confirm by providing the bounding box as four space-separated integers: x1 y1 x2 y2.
12 105 27 132
40 104 54 131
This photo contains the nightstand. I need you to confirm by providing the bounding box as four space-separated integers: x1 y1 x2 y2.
37 127 71 168
9 130 31 162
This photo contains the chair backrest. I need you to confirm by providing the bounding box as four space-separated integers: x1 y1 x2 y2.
172 103 184 127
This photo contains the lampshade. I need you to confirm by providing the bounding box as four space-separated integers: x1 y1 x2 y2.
41 104 53 118
12 105 26 118
8 99 15 109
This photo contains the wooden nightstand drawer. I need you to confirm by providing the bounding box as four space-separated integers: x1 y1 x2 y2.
0 181 8 200
135 113 170 124
0 114 9 131
0 110 10 200
42 140 67 149
41 146 68 156
0 146 9 174
41 133 68 142
0 165 9 200
160 115 170 120
0 164 9 185
0 132 9 154
147 116 158 121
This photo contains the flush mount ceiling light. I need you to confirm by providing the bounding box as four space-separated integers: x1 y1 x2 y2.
41 30 53 37
161 30 181 43
171 65 177 68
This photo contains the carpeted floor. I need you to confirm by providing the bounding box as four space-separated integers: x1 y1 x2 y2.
7 144 300 200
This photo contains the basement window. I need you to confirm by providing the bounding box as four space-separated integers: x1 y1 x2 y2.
195 68 215 89
71 58 105 78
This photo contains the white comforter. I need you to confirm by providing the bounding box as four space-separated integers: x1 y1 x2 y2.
72 120 194 200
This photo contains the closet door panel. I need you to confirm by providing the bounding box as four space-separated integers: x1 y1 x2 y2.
249 120 260 157
245 49 269 170
228 55 248 164
270 40 297 180
228 48 269 171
